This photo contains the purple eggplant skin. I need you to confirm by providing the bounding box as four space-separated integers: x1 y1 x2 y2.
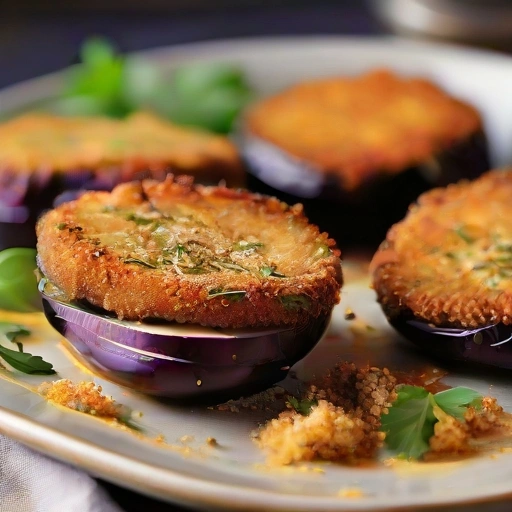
240 131 490 249
389 311 512 370
41 294 330 401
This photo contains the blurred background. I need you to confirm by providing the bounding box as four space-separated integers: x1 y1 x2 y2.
0 0 380 89
3 0 512 94
1 0 511 91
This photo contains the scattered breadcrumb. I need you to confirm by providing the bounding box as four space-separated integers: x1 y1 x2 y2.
252 361 509 467
429 406 471 454
337 487 364 498
215 385 287 412
38 379 128 421
254 362 397 465
344 308 356 321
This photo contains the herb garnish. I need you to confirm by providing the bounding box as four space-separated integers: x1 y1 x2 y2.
124 257 157 269
288 396 317 416
0 322 55 375
280 295 311 311
260 266 286 278
32 37 253 133
314 244 330 258
381 385 482 459
232 241 263 253
455 225 475 244
208 288 246 301
125 213 153 226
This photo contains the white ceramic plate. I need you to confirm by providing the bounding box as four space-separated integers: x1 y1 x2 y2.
2 36 512 511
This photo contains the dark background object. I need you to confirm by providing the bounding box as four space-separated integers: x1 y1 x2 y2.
0 1 382 90
370 0 512 51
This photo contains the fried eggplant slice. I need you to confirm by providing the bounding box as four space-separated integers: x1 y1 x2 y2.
36 175 342 329
241 70 490 246
0 112 244 248
372 169 512 329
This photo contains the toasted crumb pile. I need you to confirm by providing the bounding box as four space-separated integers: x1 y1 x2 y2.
256 400 367 465
254 362 397 465
429 397 504 456
38 379 126 420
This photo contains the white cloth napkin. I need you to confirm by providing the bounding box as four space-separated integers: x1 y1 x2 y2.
0 435 123 512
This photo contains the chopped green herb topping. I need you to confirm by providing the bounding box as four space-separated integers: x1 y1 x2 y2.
455 225 475 244
208 288 246 301
314 244 330 258
280 295 311 311
124 257 157 268
126 213 154 226
232 241 263 252
260 266 286 278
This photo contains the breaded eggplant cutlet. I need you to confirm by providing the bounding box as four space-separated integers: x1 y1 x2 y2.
0 112 243 187
36 175 342 329
0 112 244 248
372 169 512 329
242 70 490 245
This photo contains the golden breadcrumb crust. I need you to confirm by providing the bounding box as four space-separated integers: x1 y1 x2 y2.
245 70 483 191
36 175 342 328
0 112 244 187
372 169 512 328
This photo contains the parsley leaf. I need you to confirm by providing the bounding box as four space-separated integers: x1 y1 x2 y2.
0 321 30 352
288 396 317 416
433 387 482 420
0 344 55 375
381 385 437 460
0 321 56 374
381 385 484 459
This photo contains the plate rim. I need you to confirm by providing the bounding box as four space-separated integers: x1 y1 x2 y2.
1 402 512 512
3 34 512 510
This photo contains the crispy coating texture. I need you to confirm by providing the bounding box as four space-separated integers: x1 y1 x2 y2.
245 70 483 191
372 169 512 328
0 112 244 187
36 175 342 328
